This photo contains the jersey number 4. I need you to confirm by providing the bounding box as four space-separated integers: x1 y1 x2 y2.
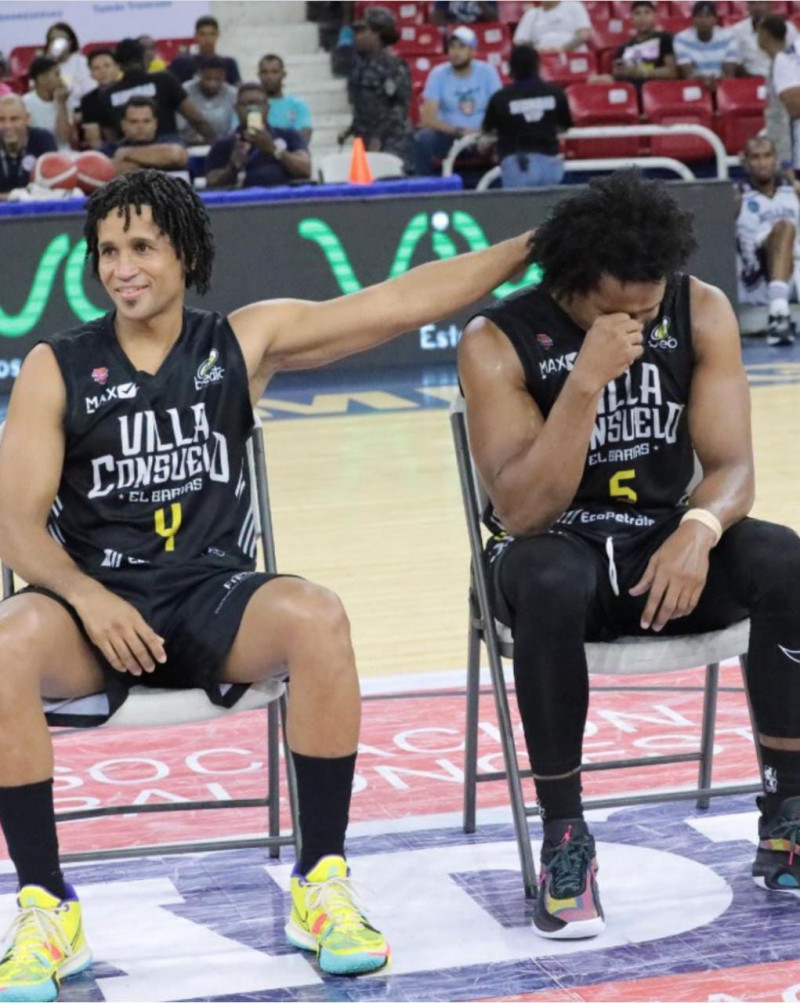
609 469 638 504
154 503 183 552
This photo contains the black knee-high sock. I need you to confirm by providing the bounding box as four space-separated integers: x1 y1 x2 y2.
292 751 356 875
0 780 67 899
759 745 800 814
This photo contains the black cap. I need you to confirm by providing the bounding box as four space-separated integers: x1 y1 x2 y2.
692 1 717 16
353 6 399 44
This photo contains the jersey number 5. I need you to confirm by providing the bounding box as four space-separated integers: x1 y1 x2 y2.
155 503 182 552
609 469 638 504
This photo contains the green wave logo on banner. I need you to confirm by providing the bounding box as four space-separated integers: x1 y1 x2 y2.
0 236 104 338
298 209 542 297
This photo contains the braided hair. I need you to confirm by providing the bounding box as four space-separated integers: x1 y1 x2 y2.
84 169 215 294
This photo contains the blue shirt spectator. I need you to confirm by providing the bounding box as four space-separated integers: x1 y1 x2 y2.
258 54 313 143
416 25 501 175
674 1 734 82
422 41 502 131
0 95 57 195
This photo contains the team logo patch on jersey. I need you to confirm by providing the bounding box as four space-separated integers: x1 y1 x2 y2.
648 317 678 351
195 349 225 390
85 382 138 414
91 367 109 386
536 333 554 350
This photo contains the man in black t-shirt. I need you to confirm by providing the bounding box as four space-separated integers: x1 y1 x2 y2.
0 94 57 197
169 15 241 86
613 0 678 82
78 49 121 149
97 38 214 143
482 45 571 189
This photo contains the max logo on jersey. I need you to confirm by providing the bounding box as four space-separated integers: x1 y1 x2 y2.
648 317 678 351
195 349 224 390
85 382 138 414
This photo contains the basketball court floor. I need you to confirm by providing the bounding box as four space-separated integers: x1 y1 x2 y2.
0 338 798 1002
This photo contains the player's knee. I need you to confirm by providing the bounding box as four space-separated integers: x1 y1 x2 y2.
0 608 49 694
500 538 593 619
280 580 351 646
742 521 800 609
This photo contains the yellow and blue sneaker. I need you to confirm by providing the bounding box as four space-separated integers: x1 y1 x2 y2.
0 885 92 1002
285 856 390 975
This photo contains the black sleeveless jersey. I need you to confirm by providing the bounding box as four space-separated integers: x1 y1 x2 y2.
44 308 257 587
478 274 695 543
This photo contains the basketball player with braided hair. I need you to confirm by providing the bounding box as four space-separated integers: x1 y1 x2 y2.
0 169 532 1000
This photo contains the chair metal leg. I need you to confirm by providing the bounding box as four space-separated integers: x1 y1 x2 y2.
484 628 537 899
267 699 281 858
738 652 763 783
696 661 719 810
463 609 481 835
280 692 302 860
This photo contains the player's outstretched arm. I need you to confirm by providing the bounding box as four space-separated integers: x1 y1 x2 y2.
229 230 532 392
0 347 165 675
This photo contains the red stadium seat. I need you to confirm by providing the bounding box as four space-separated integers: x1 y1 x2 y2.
394 23 444 57
657 14 692 33
9 45 42 79
81 41 118 56
391 2 430 25
565 81 642 159
471 22 511 55
715 76 767 154
641 79 715 161
497 1 530 26
154 37 195 63
591 21 629 71
539 50 596 86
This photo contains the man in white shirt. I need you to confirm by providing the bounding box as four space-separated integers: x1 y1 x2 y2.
513 1 591 53
726 1 797 77
22 56 70 148
759 15 800 179
735 134 798 344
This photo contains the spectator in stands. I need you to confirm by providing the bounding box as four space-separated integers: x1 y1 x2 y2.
612 1 678 83
138 35 167 74
169 16 241 86
513 1 591 53
482 44 570 188
431 1 499 25
206 81 310 188
258 54 313 144
109 96 188 176
97 39 214 143
759 15 800 185
22 57 70 148
0 94 56 197
78 49 121 150
44 22 92 112
726 1 797 77
177 55 237 144
736 134 797 345
415 25 501 175
674 1 734 88
339 7 412 162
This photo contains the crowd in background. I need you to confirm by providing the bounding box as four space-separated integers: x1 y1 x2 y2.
0 2 799 198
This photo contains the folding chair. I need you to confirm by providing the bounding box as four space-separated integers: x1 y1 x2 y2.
450 393 759 898
1 416 300 865
317 150 405 182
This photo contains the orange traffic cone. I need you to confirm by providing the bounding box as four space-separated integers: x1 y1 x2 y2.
348 137 373 184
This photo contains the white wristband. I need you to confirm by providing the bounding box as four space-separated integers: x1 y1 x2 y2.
680 508 723 546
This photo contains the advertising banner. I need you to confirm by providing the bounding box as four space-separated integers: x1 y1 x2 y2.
0 182 736 385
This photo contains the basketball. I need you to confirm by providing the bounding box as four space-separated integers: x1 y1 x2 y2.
32 151 78 190
74 151 116 194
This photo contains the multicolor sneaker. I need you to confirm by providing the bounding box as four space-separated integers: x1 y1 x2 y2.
534 820 606 940
285 856 390 975
0 885 92 1002
753 795 800 893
